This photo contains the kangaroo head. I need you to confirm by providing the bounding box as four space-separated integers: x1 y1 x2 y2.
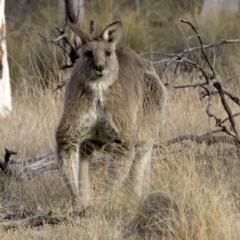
70 22 122 82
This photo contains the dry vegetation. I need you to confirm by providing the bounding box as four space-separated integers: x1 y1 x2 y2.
1 0 240 239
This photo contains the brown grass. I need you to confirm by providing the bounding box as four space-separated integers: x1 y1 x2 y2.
1 1 240 239
0 74 240 239
6 0 240 86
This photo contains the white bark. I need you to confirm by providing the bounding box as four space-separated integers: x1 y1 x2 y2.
202 0 240 18
0 0 11 117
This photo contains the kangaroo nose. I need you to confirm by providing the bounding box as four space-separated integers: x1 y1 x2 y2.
94 65 105 76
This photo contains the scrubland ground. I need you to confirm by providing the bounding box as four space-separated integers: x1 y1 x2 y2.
1 0 240 239
0 80 240 240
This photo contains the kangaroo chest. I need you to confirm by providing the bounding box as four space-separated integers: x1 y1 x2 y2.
94 99 119 141
79 96 120 144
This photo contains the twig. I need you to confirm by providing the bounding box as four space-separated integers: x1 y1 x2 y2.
38 32 68 55
174 82 204 89
164 134 238 146
223 88 240 106
174 19 240 148
224 75 240 84
0 213 69 229
10 152 54 165
221 112 240 125
213 81 240 141
17 157 57 179
38 25 79 68
172 56 210 82
179 18 216 80
0 149 17 176
53 79 68 92
4 149 17 164
90 20 95 35
143 39 240 60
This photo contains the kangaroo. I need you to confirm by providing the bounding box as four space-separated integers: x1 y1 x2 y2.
56 21 166 209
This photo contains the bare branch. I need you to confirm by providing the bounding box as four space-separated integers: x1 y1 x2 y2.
179 18 216 80
53 79 68 92
221 112 240 125
172 56 210 82
39 27 79 69
0 213 69 229
7 151 108 179
54 25 65 35
213 81 240 141
180 39 240 57
144 38 240 59
164 134 238 146
0 149 17 176
17 156 57 179
224 75 240 84
90 20 95 35
174 82 204 89
223 88 240 106
11 152 53 165
38 32 68 55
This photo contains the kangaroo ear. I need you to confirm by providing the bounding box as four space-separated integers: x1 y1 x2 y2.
70 23 92 45
101 21 122 44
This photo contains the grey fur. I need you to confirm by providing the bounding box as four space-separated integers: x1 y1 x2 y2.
56 21 166 209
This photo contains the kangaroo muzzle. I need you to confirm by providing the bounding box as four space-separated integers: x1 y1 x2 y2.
94 64 106 76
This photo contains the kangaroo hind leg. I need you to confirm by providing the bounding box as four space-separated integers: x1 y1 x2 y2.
56 144 80 209
130 144 153 197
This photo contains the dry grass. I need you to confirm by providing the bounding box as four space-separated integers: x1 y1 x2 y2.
6 0 240 85
1 1 240 239
0 74 240 239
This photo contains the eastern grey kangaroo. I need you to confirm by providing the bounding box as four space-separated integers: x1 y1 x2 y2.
56 21 166 209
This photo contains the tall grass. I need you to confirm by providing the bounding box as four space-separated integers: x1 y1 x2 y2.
1 78 240 239
6 0 240 86
1 1 240 239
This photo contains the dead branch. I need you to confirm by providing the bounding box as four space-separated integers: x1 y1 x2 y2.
90 20 96 35
144 38 240 61
0 213 69 229
39 2 96 92
17 155 57 179
223 88 240 106
171 19 240 151
0 149 17 176
181 20 240 145
213 80 240 140
174 82 204 89
38 32 67 55
38 31 79 71
38 0 82 74
179 18 216 80
148 18 240 155
224 75 240 84
11 152 54 165
164 134 238 146
221 112 240 125
52 79 68 92
7 151 108 179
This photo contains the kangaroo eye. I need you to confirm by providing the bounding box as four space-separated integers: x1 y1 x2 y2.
85 51 93 58
105 50 111 56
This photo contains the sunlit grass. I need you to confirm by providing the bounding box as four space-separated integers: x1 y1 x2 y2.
1 0 240 239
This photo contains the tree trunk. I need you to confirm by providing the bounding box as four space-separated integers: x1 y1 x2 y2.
58 0 85 24
0 0 11 117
